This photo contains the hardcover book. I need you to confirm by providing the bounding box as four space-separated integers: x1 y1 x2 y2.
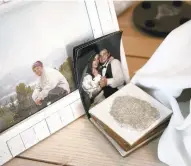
73 31 172 156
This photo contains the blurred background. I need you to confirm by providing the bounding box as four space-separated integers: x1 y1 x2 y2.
114 1 191 77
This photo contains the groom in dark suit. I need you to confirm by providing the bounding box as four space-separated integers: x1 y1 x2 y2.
98 48 125 98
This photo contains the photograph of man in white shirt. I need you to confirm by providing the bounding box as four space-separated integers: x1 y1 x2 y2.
32 61 70 106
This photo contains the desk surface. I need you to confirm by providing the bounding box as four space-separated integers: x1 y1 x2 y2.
4 117 167 166
118 1 163 58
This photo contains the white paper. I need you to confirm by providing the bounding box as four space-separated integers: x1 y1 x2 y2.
131 20 191 166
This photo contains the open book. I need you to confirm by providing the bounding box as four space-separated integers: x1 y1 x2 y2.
73 31 172 156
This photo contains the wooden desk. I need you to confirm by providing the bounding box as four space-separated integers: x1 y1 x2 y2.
118 1 164 58
4 117 167 166
126 56 148 78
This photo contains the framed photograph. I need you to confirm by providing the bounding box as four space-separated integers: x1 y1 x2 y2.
0 0 129 165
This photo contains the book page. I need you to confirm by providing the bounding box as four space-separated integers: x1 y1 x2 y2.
89 83 172 145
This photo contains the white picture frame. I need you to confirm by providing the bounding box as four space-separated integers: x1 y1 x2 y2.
0 0 129 165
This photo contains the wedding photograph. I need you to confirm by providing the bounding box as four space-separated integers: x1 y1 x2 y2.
81 46 126 108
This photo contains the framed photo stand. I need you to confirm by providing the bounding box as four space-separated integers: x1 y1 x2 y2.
0 0 129 165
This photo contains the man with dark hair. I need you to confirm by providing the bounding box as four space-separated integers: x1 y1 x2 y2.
32 61 70 106
99 48 125 98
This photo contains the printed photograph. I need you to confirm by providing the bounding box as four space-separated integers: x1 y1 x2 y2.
0 1 94 133
32 60 73 106
80 45 126 109
0 54 76 133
